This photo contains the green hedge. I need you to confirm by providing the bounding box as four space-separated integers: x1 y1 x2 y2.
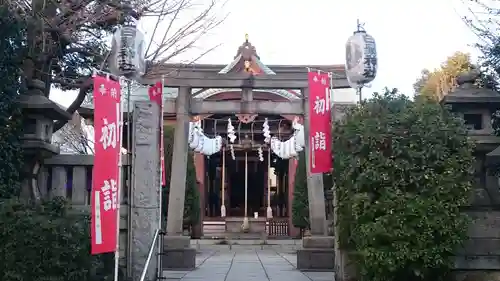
184 151 200 227
162 125 200 231
0 198 115 281
333 89 474 281
292 151 309 230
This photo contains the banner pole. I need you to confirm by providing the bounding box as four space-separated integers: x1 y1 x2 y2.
126 78 133 279
114 78 126 281
157 76 165 280
243 151 249 228
221 147 226 217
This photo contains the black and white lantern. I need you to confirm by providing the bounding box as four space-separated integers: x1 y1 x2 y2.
110 17 146 78
345 23 378 88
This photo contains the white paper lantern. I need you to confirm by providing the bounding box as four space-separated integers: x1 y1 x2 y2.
345 29 377 88
110 19 146 78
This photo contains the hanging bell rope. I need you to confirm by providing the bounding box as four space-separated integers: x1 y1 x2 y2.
250 122 255 144
237 120 242 142
213 119 217 138
221 146 226 217
277 119 283 140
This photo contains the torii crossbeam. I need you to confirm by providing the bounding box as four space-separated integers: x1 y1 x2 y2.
145 72 337 115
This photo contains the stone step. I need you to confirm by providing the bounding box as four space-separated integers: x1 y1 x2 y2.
188 242 303 252
192 238 302 245
161 250 335 281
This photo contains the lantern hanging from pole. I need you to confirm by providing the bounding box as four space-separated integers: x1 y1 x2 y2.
110 16 146 78
345 20 378 88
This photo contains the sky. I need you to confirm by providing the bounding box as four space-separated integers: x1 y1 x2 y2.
50 0 481 107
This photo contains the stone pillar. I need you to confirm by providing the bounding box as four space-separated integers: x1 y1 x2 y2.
163 87 196 270
130 101 161 281
333 178 356 281
297 87 334 271
302 88 327 234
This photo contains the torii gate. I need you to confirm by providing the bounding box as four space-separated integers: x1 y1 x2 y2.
144 71 336 271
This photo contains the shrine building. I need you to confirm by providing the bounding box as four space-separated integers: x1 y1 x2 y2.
133 36 355 237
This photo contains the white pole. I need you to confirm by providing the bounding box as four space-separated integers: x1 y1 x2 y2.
114 79 126 281
242 151 249 229
125 76 133 279
221 147 226 217
266 148 272 219
156 76 165 279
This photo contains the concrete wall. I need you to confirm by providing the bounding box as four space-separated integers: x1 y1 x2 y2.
41 154 130 267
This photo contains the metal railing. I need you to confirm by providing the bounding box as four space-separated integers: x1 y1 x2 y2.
139 229 162 281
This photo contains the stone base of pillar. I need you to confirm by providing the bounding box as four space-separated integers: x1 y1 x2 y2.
297 236 335 271
162 236 196 270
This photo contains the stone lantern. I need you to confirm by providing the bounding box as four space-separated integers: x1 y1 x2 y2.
442 70 500 274
17 79 71 199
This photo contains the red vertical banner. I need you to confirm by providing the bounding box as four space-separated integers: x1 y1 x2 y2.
148 82 166 186
308 71 332 173
91 75 122 254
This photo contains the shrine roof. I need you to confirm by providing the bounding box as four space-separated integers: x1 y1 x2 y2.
150 63 345 74
444 87 500 103
119 35 350 109
144 35 348 94
194 34 302 100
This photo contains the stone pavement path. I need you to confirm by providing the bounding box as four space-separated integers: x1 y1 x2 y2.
163 249 333 281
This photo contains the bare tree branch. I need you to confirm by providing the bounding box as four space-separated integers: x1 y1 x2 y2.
6 0 228 135
52 112 95 154
146 0 227 64
53 77 93 132
456 0 500 88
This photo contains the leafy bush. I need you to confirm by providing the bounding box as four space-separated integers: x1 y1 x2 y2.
184 151 200 227
333 90 474 281
0 6 117 281
0 198 114 281
163 125 175 190
292 151 309 231
161 125 175 223
162 125 200 231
